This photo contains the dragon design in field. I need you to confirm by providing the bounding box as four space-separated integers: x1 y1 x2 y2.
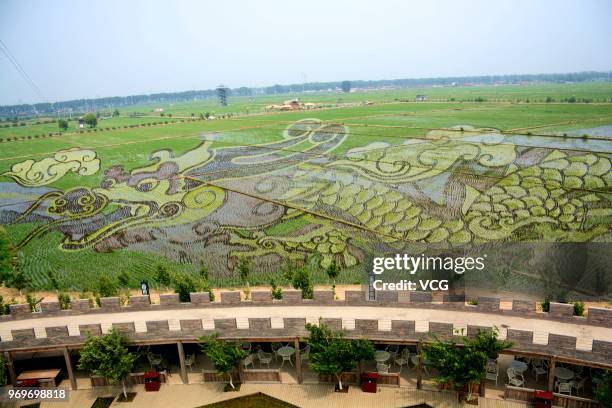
1 119 611 272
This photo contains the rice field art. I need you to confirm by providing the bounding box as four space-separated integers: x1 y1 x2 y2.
0 118 611 291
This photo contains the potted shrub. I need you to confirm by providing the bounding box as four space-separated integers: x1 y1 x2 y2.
199 333 246 391
305 322 374 392
78 329 136 401
422 326 512 403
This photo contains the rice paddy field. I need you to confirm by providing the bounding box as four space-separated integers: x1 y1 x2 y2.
0 82 611 298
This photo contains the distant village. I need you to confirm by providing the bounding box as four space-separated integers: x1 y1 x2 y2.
265 99 319 111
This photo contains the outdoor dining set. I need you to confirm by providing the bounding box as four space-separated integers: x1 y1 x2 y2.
238 343 422 374
373 345 425 375
485 356 595 396
240 342 310 369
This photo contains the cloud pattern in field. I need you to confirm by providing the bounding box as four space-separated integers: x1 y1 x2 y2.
3 148 100 187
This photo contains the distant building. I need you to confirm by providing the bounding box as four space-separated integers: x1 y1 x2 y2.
77 118 85 128
266 99 303 111
416 95 427 102
153 108 164 113
283 99 301 110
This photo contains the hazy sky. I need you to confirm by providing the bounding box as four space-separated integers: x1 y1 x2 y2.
1 0 611 105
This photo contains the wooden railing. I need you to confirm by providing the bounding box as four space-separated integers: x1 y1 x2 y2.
128 371 168 385
319 371 400 386
201 369 238 383
243 369 282 383
375 372 400 387
504 385 601 408
90 371 168 387
318 371 359 384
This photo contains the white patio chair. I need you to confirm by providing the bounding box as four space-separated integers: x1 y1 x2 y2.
507 368 524 387
570 378 586 396
300 345 310 362
557 382 572 395
271 342 282 361
185 354 197 371
148 353 163 369
243 353 255 370
258 350 273 368
486 361 499 386
394 352 408 372
241 342 252 352
377 363 390 374
280 353 293 368
532 359 547 382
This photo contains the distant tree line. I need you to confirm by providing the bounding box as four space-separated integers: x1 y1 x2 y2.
261 71 612 94
2 70 611 118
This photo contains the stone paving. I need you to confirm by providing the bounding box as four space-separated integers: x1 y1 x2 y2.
30 382 463 408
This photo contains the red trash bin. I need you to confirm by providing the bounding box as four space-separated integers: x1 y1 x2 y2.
534 390 553 408
361 372 379 393
144 371 161 391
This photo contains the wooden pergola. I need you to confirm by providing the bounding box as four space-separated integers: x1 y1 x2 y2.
3 335 610 393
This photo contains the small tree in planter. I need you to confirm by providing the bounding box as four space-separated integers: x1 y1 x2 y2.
472 327 513 360
305 322 374 392
422 337 486 402
78 329 135 400
199 333 247 391
422 327 512 402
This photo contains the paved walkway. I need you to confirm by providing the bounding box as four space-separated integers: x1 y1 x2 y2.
31 383 462 408
1 306 609 346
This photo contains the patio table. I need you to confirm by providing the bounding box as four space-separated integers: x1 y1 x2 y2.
17 369 61 383
277 346 295 358
554 367 574 380
509 360 528 373
375 351 390 363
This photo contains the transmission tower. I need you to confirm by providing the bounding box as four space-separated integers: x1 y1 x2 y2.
216 84 229 106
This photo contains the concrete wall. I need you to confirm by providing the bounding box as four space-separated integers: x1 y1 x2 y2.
189 292 210 305
249 318 271 330
507 329 534 345
477 297 500 312
512 300 535 313
587 307 612 327
1 313 610 369
282 290 302 304
313 291 334 304
251 291 272 303
355 319 378 335
549 302 574 318
159 294 180 305
129 296 151 309
100 297 121 311
4 291 609 333
220 292 241 304
548 334 577 350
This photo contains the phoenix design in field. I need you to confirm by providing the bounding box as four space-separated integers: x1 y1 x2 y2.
1 119 611 272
